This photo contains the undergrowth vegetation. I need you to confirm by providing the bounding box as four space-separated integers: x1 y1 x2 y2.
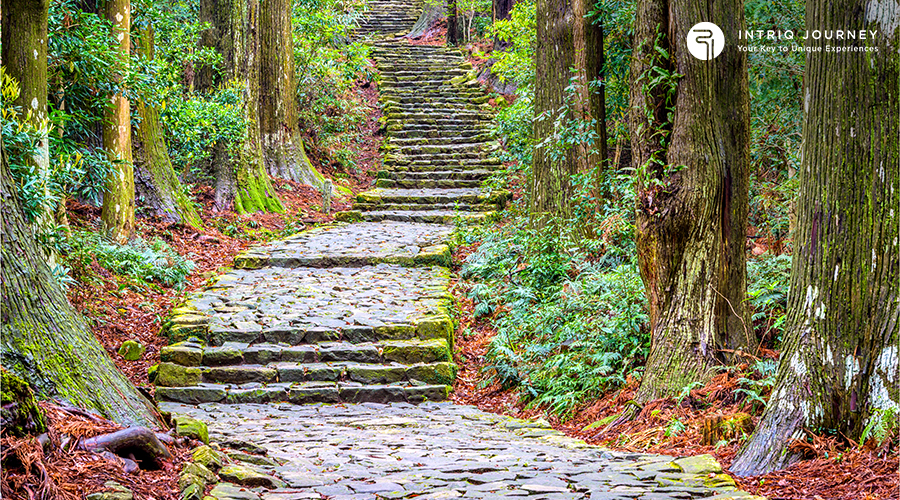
459 0 798 419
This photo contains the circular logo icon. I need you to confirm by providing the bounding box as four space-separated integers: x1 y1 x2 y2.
686 22 725 60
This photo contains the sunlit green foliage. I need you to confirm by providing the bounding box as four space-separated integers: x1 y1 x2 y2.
66 229 195 289
460 219 649 417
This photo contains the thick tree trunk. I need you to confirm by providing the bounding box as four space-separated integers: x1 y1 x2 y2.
730 1 899 476
0 151 161 428
628 0 751 402
259 0 326 190
199 0 283 213
101 0 135 242
447 0 461 45
1 0 53 230
132 25 203 228
529 0 606 232
408 2 444 39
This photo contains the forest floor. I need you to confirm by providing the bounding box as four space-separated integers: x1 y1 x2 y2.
449 228 899 500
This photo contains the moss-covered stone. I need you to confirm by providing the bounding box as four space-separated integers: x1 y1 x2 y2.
156 363 204 387
86 481 133 500
192 445 227 471
160 344 204 366
406 362 457 386
174 415 209 444
233 251 270 270
334 210 362 222
374 324 416 339
673 454 723 474
117 340 144 361
382 339 451 364
182 462 217 484
218 464 286 489
415 315 453 341
202 346 244 366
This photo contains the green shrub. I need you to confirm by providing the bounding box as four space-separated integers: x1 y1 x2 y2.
66 230 195 289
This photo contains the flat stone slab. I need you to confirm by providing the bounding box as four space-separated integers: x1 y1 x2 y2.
160 402 760 499
165 264 453 344
234 222 453 269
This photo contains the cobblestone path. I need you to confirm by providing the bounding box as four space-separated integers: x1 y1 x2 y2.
162 402 761 500
154 3 762 499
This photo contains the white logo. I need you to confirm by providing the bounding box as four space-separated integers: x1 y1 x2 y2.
687 22 725 60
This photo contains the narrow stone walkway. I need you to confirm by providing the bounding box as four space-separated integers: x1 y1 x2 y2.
154 2 762 499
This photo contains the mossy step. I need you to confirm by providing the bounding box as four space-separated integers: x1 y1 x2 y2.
156 381 451 405
380 169 496 180
385 163 503 172
352 202 496 211
156 361 457 386
345 210 495 224
162 338 453 368
388 135 494 146
356 187 510 206
376 178 483 189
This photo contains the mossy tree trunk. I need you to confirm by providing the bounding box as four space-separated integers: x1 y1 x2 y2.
529 0 606 233
628 0 751 402
259 0 325 190
199 0 284 214
1 0 53 231
101 0 136 243
0 150 161 428
730 0 899 476
132 24 203 228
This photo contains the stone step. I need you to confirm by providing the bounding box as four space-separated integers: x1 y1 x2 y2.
156 381 451 405
339 210 494 224
388 135 493 145
379 169 496 180
355 187 509 207
376 178 483 189
390 130 492 139
162 338 453 367
386 143 496 155
353 202 496 212
157 360 456 387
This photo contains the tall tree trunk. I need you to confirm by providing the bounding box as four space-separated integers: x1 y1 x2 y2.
1 0 53 232
730 0 899 476
628 0 751 402
199 0 284 213
101 0 135 243
447 0 461 45
1 149 162 428
132 25 203 228
529 0 607 232
259 0 326 190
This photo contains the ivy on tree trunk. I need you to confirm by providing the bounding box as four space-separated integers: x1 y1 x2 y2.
628 0 752 402
730 0 899 476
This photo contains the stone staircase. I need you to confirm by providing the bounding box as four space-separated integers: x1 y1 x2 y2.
153 223 459 405
337 42 510 224
355 0 421 38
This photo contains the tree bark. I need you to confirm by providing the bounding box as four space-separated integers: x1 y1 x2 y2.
628 0 751 402
101 0 135 242
199 0 284 213
529 0 607 232
259 0 326 190
1 149 161 428
730 0 899 476
132 24 203 228
447 0 461 45
1 0 53 229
